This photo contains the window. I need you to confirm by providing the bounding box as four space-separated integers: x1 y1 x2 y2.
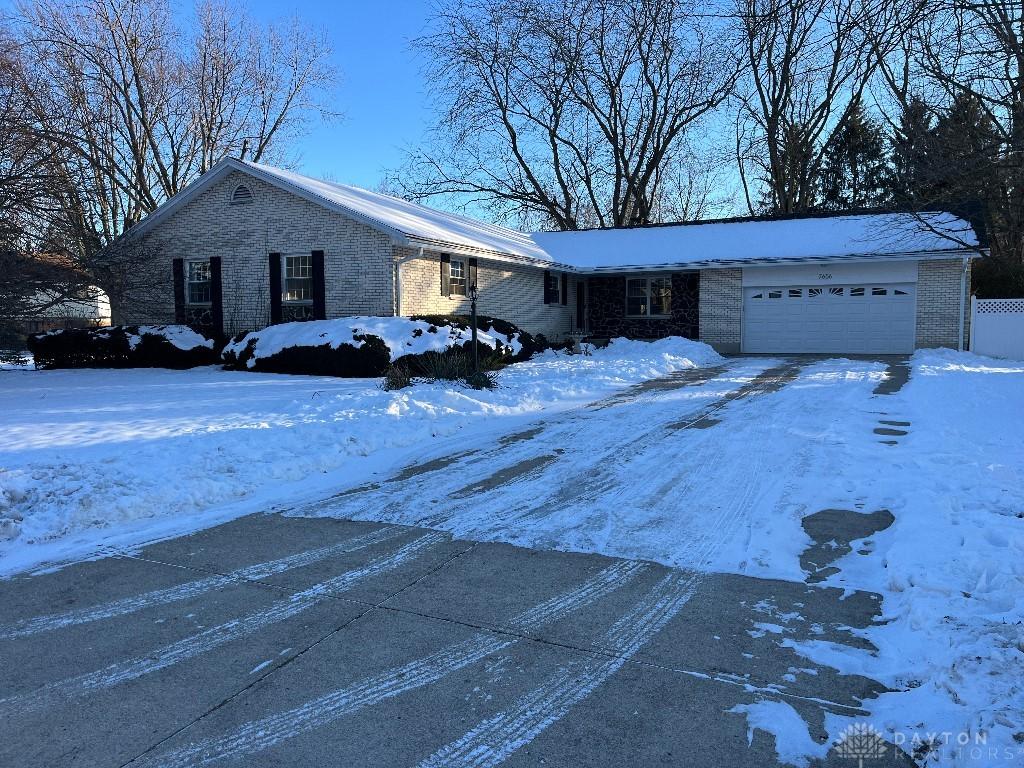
545 271 561 304
283 254 312 303
828 287 844 296
231 184 254 204
872 287 887 296
186 260 211 305
751 292 764 300
788 288 802 298
768 290 782 299
808 288 823 297
850 287 865 297
894 288 909 296
626 276 672 317
449 259 467 296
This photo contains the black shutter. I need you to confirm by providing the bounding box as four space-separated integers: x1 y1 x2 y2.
468 258 478 295
561 273 568 305
269 252 282 324
440 254 451 297
209 256 223 338
311 250 326 319
172 258 186 323
543 270 552 304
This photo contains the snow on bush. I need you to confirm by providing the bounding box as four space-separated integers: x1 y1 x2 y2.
0 336 720 571
27 325 217 370
221 316 533 377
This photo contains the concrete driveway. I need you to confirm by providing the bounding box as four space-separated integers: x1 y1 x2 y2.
0 357 913 767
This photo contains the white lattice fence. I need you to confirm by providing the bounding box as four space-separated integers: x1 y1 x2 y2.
970 298 1024 359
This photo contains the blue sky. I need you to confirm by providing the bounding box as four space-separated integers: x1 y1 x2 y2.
246 0 434 189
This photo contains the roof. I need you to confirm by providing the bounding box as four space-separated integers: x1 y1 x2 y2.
127 159 981 273
530 212 981 272
127 158 555 265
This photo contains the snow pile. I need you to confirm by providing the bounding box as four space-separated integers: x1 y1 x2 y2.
222 316 513 369
0 336 720 573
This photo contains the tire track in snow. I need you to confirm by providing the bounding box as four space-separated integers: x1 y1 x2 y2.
416 569 703 768
298 360 766 531
0 526 403 641
0 532 446 718
133 559 649 768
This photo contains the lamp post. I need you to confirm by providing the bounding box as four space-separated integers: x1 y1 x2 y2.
469 279 480 375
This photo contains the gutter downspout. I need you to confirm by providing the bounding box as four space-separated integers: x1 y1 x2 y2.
957 255 969 352
393 246 424 317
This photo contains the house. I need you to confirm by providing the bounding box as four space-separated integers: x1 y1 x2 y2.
121 158 982 354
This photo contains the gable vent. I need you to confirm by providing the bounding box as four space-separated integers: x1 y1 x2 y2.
231 184 254 204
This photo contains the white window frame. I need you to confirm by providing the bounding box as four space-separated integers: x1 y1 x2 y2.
449 258 467 296
185 259 212 306
625 275 672 318
282 253 313 304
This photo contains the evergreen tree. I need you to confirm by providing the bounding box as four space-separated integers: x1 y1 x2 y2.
889 97 935 207
819 103 891 210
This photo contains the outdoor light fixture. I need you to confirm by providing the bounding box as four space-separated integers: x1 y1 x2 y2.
469 280 480 375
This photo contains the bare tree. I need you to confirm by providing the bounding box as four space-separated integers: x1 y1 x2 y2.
394 0 738 230
868 0 1023 292
733 0 880 213
5 0 337 319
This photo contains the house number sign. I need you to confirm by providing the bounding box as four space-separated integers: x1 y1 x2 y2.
817 273 833 280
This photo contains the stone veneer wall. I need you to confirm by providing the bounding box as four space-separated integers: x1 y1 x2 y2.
585 272 699 339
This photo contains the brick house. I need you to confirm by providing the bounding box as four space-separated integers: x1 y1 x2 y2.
122 158 982 354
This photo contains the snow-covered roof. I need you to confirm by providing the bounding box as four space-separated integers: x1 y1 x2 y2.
238 162 555 263
127 158 554 264
530 212 981 272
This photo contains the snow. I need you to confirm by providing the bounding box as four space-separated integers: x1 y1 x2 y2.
126 325 214 351
781 349 1024 764
531 212 978 270
0 336 720 575
2 344 1021 764
222 316 511 366
240 161 554 263
728 700 828 767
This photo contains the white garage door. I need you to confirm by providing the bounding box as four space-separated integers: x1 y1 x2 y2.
743 284 916 354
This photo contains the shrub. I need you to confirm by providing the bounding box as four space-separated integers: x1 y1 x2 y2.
27 325 219 370
380 362 413 391
222 331 391 377
409 314 544 362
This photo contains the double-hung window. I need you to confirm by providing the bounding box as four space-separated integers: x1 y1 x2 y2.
626 276 671 317
545 271 561 303
283 254 313 303
186 260 211 305
449 258 467 296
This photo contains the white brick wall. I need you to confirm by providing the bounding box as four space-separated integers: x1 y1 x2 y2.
397 247 573 340
698 268 742 352
916 259 971 349
137 170 395 335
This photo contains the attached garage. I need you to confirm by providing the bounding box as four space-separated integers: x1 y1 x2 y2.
741 262 919 354
531 212 980 353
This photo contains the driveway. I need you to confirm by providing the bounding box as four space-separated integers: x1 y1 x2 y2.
0 357 913 767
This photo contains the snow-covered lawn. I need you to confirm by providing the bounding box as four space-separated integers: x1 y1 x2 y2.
0 337 719 574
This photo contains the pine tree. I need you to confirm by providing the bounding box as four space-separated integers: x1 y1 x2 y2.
820 104 891 210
